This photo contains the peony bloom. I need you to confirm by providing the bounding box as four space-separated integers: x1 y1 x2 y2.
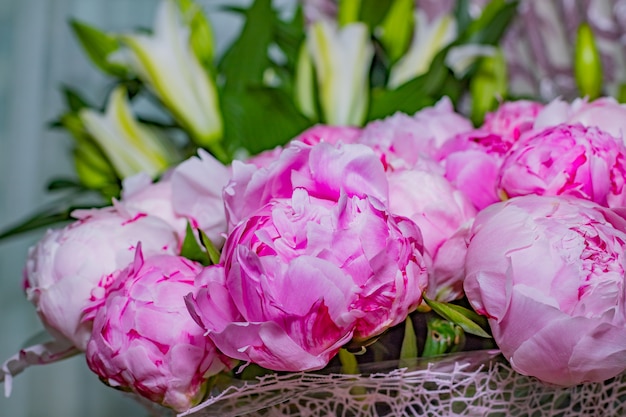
358 97 473 170
434 100 544 210
224 140 388 230
498 124 626 208
387 169 476 301
187 189 429 372
85 248 233 412
170 149 231 245
481 99 544 143
296 124 361 146
464 195 626 386
23 208 179 350
117 172 187 242
535 97 626 142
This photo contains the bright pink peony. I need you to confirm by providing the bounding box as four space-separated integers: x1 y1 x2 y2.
464 195 626 386
85 248 233 412
498 124 626 207
186 189 429 372
224 140 388 230
23 208 178 350
358 97 473 169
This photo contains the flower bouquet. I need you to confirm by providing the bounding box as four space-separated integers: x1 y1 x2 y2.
3 0 626 416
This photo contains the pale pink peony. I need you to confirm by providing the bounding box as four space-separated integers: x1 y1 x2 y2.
535 97 626 141
498 124 626 208
224 140 388 230
170 149 231 245
117 172 187 241
186 189 429 372
387 169 476 301
85 247 233 412
358 97 473 170
23 208 179 350
464 195 626 386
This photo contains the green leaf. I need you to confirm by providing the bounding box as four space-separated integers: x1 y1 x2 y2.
423 296 491 338
178 0 215 70
221 86 312 155
338 0 362 26
399 317 418 366
0 197 106 241
46 178 86 192
454 0 472 35
69 19 127 77
61 86 93 113
377 0 414 63
338 348 360 375
470 47 507 125
198 229 221 265
273 5 305 73
180 223 211 265
460 0 518 46
218 0 275 93
358 0 393 32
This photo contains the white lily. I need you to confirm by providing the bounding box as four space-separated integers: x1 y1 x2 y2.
116 0 223 149
388 10 457 89
79 86 178 179
306 19 374 126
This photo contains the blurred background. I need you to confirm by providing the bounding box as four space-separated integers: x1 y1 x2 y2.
0 0 252 415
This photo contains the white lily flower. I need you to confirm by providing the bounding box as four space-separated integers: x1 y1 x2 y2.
117 0 223 147
306 19 374 126
388 10 457 89
79 86 178 179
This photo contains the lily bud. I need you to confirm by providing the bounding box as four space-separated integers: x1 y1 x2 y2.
116 0 223 148
79 86 179 179
575 23 603 100
306 19 374 126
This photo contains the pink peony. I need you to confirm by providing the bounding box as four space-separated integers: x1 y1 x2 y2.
296 124 361 145
186 189 428 372
170 149 231 246
117 173 188 241
387 168 476 301
434 100 543 210
437 136 505 210
464 195 626 386
23 208 178 350
498 124 626 207
481 99 544 142
85 248 233 412
224 140 388 230
358 97 473 170
535 97 626 141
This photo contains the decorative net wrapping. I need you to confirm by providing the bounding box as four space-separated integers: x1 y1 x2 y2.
168 350 626 417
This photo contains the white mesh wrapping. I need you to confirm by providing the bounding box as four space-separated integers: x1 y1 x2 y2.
164 350 626 417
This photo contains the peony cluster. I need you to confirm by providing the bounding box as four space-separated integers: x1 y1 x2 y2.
8 95 626 411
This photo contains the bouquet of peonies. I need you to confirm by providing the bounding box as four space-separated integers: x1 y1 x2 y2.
5 94 626 416
4 0 626 416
